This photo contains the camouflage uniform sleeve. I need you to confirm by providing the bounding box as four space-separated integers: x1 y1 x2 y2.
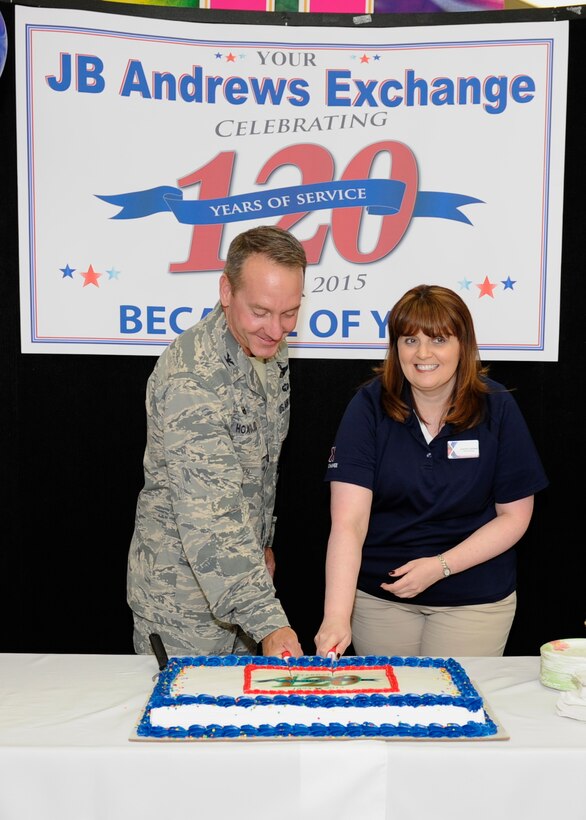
264 516 277 550
159 375 289 643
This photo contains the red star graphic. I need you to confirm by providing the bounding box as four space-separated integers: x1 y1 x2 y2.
476 276 497 298
226 52 236 62
81 264 102 288
360 54 370 63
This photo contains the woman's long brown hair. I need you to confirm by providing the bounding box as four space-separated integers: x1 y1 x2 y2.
374 284 491 431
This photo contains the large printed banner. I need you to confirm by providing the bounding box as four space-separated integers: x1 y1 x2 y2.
105 2 505 12
16 7 567 359
104 2 503 11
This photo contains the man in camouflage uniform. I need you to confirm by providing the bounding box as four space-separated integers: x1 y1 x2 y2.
127 226 306 658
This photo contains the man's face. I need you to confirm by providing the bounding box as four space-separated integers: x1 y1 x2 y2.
220 252 304 359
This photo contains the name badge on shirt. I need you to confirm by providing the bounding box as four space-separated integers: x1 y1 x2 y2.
448 440 479 459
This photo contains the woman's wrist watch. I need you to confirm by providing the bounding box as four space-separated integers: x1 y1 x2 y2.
437 553 451 577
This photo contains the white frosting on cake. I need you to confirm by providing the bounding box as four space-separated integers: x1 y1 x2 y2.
151 701 482 729
137 655 496 740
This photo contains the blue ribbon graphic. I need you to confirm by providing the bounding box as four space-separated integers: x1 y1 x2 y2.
96 179 482 226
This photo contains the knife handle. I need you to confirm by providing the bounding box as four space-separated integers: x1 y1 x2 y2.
149 633 169 671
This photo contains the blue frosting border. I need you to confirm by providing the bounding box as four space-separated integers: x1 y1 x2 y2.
137 655 498 739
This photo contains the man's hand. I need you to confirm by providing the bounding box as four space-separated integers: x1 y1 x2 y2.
261 626 303 658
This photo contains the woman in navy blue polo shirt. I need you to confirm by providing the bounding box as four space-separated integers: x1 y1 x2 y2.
315 284 548 658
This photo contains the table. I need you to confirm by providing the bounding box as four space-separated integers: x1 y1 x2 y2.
0 654 584 820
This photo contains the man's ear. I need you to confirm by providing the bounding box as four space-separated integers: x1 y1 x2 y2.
219 273 231 307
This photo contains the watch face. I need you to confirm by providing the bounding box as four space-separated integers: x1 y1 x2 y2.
443 568 451 577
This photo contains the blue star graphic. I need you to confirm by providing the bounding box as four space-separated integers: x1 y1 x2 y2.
60 264 75 279
458 278 473 290
373 55 381 61
107 267 120 280
502 276 516 290
214 52 222 59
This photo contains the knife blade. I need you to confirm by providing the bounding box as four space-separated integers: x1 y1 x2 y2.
327 646 338 682
281 650 295 682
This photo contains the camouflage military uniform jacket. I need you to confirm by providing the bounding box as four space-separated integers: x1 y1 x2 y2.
127 302 292 654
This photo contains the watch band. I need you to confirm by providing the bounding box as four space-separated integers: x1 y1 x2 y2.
437 553 451 577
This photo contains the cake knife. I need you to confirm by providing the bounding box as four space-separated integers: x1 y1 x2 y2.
281 650 295 682
327 647 338 681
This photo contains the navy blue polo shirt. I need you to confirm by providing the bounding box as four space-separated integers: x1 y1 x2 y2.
324 377 548 606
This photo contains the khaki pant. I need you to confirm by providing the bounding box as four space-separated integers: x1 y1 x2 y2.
351 588 517 657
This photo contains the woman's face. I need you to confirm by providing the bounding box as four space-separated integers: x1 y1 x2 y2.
397 330 460 395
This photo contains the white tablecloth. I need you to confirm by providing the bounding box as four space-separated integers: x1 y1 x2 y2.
1 654 584 820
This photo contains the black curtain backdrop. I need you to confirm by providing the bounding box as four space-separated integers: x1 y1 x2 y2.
1 1 583 655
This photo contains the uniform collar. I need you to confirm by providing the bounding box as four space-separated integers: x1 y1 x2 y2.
211 302 288 391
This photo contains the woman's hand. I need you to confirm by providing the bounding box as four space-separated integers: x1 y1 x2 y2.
380 556 444 598
314 618 352 658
